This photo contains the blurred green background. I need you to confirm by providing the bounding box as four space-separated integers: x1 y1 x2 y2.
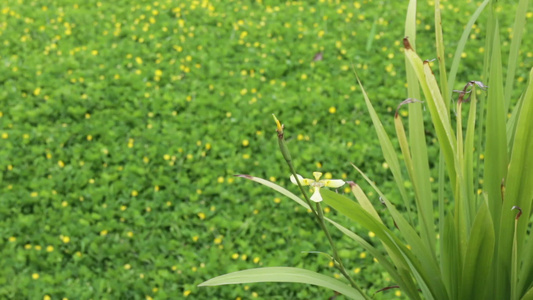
0 0 531 299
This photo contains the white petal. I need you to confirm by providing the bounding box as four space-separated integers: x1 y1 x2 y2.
322 179 345 188
290 174 311 186
310 187 323 202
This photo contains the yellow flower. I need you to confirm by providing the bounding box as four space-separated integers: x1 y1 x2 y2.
290 172 345 202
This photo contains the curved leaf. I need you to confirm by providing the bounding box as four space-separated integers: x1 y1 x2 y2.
198 267 365 300
235 175 309 209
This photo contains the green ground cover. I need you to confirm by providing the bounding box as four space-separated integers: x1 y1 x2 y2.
0 0 531 299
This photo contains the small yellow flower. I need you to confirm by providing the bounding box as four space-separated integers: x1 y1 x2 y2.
290 172 345 202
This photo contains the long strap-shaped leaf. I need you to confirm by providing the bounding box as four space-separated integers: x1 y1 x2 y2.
345 167 449 299
504 0 530 112
404 39 457 194
485 20 510 300
322 189 436 299
518 227 533 298
447 0 490 96
433 0 449 107
327 218 421 300
459 200 495 300
354 74 415 229
404 0 437 259
199 267 365 300
464 91 478 222
484 20 508 234
506 68 533 298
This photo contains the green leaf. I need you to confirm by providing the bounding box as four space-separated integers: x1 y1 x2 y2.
404 0 438 264
433 0 449 107
506 92 525 150
198 267 365 300
349 182 382 223
235 175 309 209
519 224 533 298
459 201 495 300
326 219 421 300
346 167 448 300
354 74 413 224
441 214 460 300
447 0 490 94
404 41 457 193
464 90 478 221
483 21 508 232
507 68 533 297
522 287 533 300
504 0 530 111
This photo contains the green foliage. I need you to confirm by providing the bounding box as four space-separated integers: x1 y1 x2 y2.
201 0 533 299
1 0 532 299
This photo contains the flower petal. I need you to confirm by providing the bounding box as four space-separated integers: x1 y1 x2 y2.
313 172 323 181
290 174 311 186
310 187 323 202
322 179 345 188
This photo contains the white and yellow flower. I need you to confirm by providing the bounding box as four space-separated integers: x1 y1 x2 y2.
290 172 345 202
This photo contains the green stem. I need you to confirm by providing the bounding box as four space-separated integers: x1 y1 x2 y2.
316 202 368 298
276 130 368 299
289 168 367 298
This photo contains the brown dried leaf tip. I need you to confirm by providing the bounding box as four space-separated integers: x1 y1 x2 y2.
403 37 412 50
395 98 423 118
512 206 522 220
375 285 401 295
501 178 505 203
346 181 357 188
235 174 254 180
453 80 488 103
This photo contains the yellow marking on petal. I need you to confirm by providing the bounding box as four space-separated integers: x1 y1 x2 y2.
290 174 308 185
312 172 322 181
323 179 345 188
